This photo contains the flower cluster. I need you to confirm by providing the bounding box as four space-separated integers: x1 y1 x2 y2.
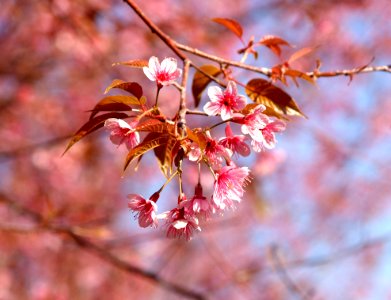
101 56 285 240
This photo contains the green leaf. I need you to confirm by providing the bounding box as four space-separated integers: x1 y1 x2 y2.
245 78 306 118
63 112 129 155
191 65 222 107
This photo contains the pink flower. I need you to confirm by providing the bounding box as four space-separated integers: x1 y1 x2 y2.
163 208 201 241
212 165 250 210
143 56 182 86
203 81 247 120
127 193 159 228
182 183 212 219
239 104 269 141
187 142 202 162
251 119 286 152
204 133 232 169
219 124 250 157
104 118 139 150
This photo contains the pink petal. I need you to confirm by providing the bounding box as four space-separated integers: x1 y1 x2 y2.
161 57 177 74
203 101 222 116
104 118 131 130
226 81 237 96
143 67 156 81
207 86 223 103
148 56 160 74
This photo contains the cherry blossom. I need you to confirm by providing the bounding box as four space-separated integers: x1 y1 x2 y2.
163 208 201 241
251 119 286 151
143 56 182 86
203 81 247 120
239 104 269 141
212 164 250 210
104 118 140 150
127 193 159 228
219 124 250 157
182 183 212 219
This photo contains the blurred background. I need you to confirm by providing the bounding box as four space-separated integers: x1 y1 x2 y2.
0 0 390 299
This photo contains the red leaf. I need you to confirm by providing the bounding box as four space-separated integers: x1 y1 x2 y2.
191 65 222 107
124 133 169 171
259 35 292 57
245 78 306 118
63 112 129 155
104 79 143 99
153 135 180 176
89 95 145 119
288 47 316 64
212 18 243 40
136 119 176 135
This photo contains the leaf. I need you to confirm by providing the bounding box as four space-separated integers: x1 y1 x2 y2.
186 128 208 150
245 78 306 118
153 135 180 177
284 69 315 86
104 79 143 99
288 47 316 64
89 95 144 119
124 134 169 171
63 112 129 155
112 59 148 68
212 18 243 40
136 119 176 135
191 65 222 107
259 35 292 57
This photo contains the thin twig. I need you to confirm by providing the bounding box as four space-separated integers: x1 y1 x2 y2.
122 0 186 61
0 134 71 162
270 245 313 300
178 59 191 137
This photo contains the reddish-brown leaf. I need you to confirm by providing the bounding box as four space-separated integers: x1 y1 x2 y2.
104 79 143 99
245 78 306 118
153 135 180 177
89 95 145 119
112 59 148 68
288 47 316 64
124 133 169 171
136 119 175 135
284 69 315 86
63 112 129 155
259 35 292 57
186 128 208 150
212 18 243 40
191 65 222 107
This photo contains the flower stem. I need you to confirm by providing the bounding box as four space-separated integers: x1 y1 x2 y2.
205 119 232 131
156 171 179 194
154 85 162 108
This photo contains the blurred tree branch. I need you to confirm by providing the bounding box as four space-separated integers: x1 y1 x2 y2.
0 192 206 300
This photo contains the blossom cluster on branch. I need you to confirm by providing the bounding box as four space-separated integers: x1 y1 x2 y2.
64 4 389 241
68 56 285 240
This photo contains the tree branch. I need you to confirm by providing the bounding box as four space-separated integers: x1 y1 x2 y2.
0 193 206 300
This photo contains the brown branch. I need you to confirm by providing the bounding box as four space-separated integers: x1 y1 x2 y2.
176 42 272 76
0 193 206 300
270 245 313 300
178 59 191 137
309 65 391 78
122 0 186 61
0 134 71 162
